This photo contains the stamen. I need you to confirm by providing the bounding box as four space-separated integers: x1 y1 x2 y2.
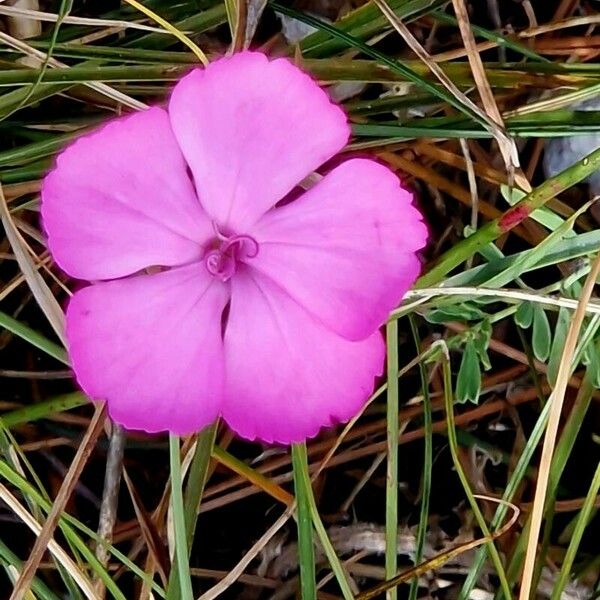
223 234 259 259
205 249 236 281
211 221 228 241
204 232 259 281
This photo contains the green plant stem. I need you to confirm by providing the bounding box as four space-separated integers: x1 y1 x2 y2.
551 461 600 600
385 320 399 600
184 425 217 548
292 443 317 600
167 424 217 596
292 442 354 599
270 2 496 130
298 0 447 56
440 349 513 600
548 371 595 497
417 145 600 287
167 435 194 600
0 458 164 597
0 536 60 600
0 310 68 364
408 317 433 600
532 330 599 593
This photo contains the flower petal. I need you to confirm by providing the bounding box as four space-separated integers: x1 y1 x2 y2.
42 107 212 281
168 52 349 231
248 158 428 341
222 270 384 444
67 264 228 435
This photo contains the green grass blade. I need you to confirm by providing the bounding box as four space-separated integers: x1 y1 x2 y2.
167 424 217 595
443 229 600 288
126 4 227 49
1 392 87 428
184 424 217 548
0 537 60 600
9 0 74 118
385 320 399 599
0 311 68 364
551 461 600 600
0 458 165 597
292 442 354 599
440 348 512 600
291 443 317 600
431 11 550 63
298 0 447 56
408 317 433 600
270 2 495 130
167 435 194 600
418 145 600 287
457 380 554 598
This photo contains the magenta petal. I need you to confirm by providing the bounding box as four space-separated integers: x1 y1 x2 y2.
221 270 385 444
66 264 229 435
168 52 349 231
42 107 212 281
249 158 428 341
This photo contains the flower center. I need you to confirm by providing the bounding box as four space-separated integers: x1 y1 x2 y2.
204 233 259 281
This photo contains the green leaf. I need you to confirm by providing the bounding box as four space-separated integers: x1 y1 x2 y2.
564 278 584 300
473 319 492 371
532 304 552 362
582 340 600 389
547 308 571 386
484 199 593 289
444 229 600 288
515 301 534 329
425 303 486 324
456 340 481 404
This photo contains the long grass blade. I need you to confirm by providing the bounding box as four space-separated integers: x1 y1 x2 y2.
291 443 317 600
550 461 600 600
408 317 433 600
385 319 399 600
167 435 194 600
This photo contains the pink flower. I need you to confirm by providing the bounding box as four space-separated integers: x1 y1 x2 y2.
41 52 427 444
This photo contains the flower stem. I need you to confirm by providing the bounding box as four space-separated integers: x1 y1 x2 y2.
167 424 217 596
550 460 600 600
168 434 194 600
385 320 399 600
408 317 433 600
291 443 317 600
441 351 512 600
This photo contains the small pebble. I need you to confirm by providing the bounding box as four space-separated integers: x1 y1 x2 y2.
543 96 600 196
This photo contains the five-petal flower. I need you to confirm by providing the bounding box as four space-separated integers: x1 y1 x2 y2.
41 51 427 444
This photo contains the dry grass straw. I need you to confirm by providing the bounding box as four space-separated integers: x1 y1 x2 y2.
518 251 600 600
